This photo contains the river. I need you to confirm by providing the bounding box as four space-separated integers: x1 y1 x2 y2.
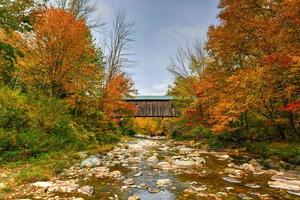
14 137 300 199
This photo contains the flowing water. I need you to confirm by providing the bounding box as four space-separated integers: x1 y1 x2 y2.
15 137 300 200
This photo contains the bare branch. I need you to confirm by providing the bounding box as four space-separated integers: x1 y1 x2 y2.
104 9 135 83
168 40 207 78
51 0 106 30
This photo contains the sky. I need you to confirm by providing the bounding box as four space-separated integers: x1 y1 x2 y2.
93 0 220 95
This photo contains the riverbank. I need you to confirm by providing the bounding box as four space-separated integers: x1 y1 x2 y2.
4 137 300 199
0 135 134 200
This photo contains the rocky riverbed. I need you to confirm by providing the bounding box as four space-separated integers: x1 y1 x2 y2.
8 137 300 199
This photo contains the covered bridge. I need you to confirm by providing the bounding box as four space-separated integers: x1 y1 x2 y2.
124 95 179 117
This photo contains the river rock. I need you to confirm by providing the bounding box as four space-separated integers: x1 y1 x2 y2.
32 181 53 188
147 155 158 162
127 157 141 163
134 172 142 177
288 190 300 196
110 170 122 178
156 179 172 187
81 155 101 168
93 166 110 178
156 162 172 170
56 180 80 192
191 185 207 191
215 154 230 160
179 147 194 154
173 159 204 168
78 185 94 195
124 178 135 185
128 144 143 152
268 180 300 191
268 171 300 191
224 168 243 176
245 183 261 189
222 177 241 184
238 193 253 200
148 187 160 193
128 194 140 200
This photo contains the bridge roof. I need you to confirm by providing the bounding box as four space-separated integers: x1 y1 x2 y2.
124 95 174 101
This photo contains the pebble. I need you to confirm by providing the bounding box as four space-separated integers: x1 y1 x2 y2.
222 177 241 184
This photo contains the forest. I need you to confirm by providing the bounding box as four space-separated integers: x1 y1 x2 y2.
0 0 299 199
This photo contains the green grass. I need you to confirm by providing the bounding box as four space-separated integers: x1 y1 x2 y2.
1 135 132 185
247 142 300 165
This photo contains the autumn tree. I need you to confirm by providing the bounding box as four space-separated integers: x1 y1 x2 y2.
100 10 136 118
205 0 300 136
18 8 103 109
0 0 35 85
170 0 299 139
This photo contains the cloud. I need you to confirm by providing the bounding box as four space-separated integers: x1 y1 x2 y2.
97 1 111 20
152 83 169 95
153 25 206 43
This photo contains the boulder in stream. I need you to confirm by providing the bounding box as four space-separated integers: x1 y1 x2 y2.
80 155 101 168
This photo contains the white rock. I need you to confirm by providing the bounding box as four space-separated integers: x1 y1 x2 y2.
32 181 53 188
134 172 143 177
147 155 158 163
238 193 253 200
222 177 241 184
57 180 80 192
179 147 193 154
128 194 140 200
288 190 300 196
78 185 94 195
110 170 122 178
245 183 261 189
81 155 101 168
128 144 143 152
268 180 300 191
123 178 135 185
173 160 203 168
156 162 172 170
156 179 172 187
215 154 230 160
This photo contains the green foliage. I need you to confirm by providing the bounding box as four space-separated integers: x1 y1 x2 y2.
95 133 120 144
247 142 300 165
119 118 136 136
0 88 90 161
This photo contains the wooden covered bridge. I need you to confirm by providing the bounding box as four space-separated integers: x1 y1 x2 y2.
124 95 179 117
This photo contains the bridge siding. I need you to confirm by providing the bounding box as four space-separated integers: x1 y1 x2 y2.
129 100 178 117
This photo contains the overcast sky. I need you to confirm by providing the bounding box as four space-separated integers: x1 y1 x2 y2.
93 0 219 95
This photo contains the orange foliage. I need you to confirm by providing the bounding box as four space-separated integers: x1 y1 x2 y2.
18 8 98 103
172 0 300 134
101 73 137 118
